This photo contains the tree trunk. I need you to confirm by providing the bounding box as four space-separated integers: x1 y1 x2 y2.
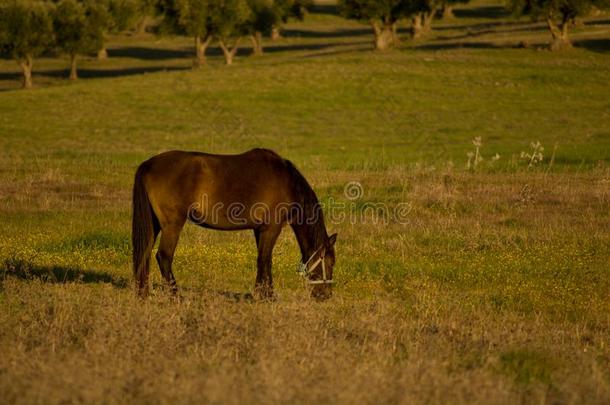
442 5 454 19
391 22 400 46
271 26 281 41
411 14 423 39
218 37 241 65
193 35 212 68
69 54 78 80
423 10 436 33
372 21 395 51
18 55 33 89
547 17 572 50
97 47 108 60
250 31 263 56
569 17 585 28
136 16 151 35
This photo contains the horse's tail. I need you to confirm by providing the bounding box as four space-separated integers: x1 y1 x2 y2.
132 164 155 296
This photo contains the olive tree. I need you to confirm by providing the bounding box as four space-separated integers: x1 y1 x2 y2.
208 0 252 65
438 0 469 18
409 0 471 38
134 0 157 33
242 0 312 55
392 0 470 39
0 0 54 88
409 0 444 38
97 0 142 59
510 0 610 49
158 0 251 65
268 0 311 40
157 0 214 67
52 0 109 79
245 0 275 55
408 0 432 39
338 0 410 50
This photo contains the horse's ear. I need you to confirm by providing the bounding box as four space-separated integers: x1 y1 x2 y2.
328 233 337 246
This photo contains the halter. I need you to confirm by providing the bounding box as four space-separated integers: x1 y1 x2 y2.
296 245 334 285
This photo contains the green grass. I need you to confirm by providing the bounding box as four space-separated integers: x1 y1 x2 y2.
500 349 555 385
0 1 609 403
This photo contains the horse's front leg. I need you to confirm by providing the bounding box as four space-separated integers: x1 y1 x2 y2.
254 226 281 300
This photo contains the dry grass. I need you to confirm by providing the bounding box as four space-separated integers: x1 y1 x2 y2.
1 166 608 404
0 279 607 404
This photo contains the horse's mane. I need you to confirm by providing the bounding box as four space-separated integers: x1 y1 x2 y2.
284 159 327 250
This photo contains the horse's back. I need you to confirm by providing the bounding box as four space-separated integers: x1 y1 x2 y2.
139 148 287 182
137 149 294 228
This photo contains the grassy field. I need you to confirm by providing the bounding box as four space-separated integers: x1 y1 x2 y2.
1 0 609 403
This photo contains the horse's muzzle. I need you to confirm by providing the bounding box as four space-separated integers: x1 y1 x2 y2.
311 285 332 301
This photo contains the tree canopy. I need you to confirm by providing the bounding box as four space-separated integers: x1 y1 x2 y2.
338 0 411 50
510 0 610 49
158 0 252 65
0 0 54 88
107 0 143 33
52 0 110 79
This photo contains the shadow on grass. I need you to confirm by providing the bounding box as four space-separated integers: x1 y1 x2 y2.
574 38 610 53
1 258 128 288
411 41 513 51
109 42 367 60
56 65 188 79
108 46 191 60
0 66 188 88
304 46 373 57
283 26 416 39
584 19 610 26
453 5 511 19
435 23 547 41
283 27 372 39
240 42 359 55
310 4 339 16
434 20 526 32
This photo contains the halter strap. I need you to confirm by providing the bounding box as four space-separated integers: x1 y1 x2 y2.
297 246 334 285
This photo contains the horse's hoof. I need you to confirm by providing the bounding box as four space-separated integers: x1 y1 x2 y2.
254 292 277 302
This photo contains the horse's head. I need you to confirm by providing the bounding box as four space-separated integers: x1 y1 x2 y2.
309 233 337 301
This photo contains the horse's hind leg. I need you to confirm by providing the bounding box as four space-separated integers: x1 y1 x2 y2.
156 222 185 294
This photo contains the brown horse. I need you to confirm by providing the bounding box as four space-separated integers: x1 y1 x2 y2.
132 148 337 300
